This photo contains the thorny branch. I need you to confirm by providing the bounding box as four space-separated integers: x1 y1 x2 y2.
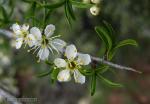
0 29 141 73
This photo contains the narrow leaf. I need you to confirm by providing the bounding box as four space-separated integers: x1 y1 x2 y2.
90 73 96 96
71 0 93 8
64 1 72 26
51 68 59 80
96 65 109 73
43 0 65 9
95 26 112 51
115 39 138 49
103 21 115 44
50 68 59 84
79 68 94 76
97 74 123 87
67 0 76 21
37 70 52 77
0 6 9 22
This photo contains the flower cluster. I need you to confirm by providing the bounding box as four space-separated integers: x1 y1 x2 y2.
12 23 66 61
83 0 101 16
11 23 91 84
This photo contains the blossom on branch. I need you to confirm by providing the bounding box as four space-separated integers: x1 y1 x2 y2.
29 24 66 61
54 44 91 84
12 23 36 49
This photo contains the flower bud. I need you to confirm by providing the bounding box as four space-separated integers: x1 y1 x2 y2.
90 6 100 16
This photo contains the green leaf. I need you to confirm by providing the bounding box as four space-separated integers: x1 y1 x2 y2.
45 60 53 66
25 1 37 25
90 73 96 96
64 1 72 26
43 0 65 9
79 68 94 76
44 9 53 26
96 65 109 73
70 0 93 8
67 0 76 21
108 39 138 60
115 39 138 49
64 0 76 26
95 26 113 52
37 70 52 77
103 21 115 44
50 68 59 84
107 49 116 60
0 6 9 22
97 74 123 87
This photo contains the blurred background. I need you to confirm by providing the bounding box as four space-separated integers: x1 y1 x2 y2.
0 0 150 104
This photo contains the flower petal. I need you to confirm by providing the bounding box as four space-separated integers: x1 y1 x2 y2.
21 24 29 31
57 69 71 82
77 53 91 65
26 34 36 47
12 23 21 34
16 38 23 49
38 47 49 60
65 44 77 60
74 69 85 84
54 58 67 68
51 39 66 52
30 27 42 40
44 24 55 37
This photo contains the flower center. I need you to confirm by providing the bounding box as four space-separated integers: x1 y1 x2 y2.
68 61 76 70
22 31 28 38
42 36 49 46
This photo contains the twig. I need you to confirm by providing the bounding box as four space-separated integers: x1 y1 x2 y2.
91 56 141 73
0 29 13 38
0 29 141 73
0 85 22 104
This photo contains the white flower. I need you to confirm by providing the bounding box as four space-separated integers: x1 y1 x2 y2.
90 5 100 16
54 44 91 84
12 23 36 49
29 24 66 61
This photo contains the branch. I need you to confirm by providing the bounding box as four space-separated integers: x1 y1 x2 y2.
0 29 141 73
91 56 141 73
0 29 13 38
0 84 22 104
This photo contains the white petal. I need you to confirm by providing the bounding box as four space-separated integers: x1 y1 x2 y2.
65 44 77 60
16 38 23 49
30 27 42 40
51 39 66 52
44 24 55 37
77 53 91 65
54 58 67 68
74 69 85 84
38 48 49 60
21 24 29 31
57 69 71 82
26 34 36 47
12 23 21 34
